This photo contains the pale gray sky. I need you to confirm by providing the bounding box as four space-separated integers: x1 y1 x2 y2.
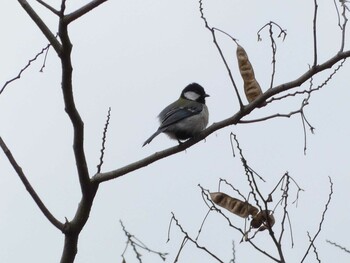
1 1 349 262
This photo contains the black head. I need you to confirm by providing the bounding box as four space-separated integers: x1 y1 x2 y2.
180 83 209 104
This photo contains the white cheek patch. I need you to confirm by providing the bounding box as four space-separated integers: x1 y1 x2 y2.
184 91 200 101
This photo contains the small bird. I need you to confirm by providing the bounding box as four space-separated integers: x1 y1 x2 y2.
142 83 209 146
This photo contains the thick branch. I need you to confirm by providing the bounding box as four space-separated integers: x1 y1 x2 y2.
92 50 349 184
60 235 79 263
17 0 62 54
0 136 64 231
64 0 108 24
58 15 90 196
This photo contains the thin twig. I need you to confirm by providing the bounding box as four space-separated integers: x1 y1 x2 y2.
120 220 168 262
1 43 51 95
312 0 319 67
198 0 243 108
334 0 342 28
278 174 290 244
307 232 321 262
240 58 346 127
97 107 111 173
340 1 349 52
218 178 247 201
36 0 60 15
40 43 51 72
326 240 350 253
257 21 287 90
300 177 333 263
169 212 224 262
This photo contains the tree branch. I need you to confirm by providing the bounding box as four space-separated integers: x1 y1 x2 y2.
169 213 224 263
17 0 62 54
1 43 51 95
92 50 350 184
63 0 109 24
300 177 333 263
58 10 90 196
198 0 244 109
312 0 319 67
96 107 111 173
36 0 60 16
0 136 64 231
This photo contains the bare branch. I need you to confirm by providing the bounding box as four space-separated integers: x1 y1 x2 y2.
300 177 333 263
230 134 265 210
308 232 321 262
40 41 52 72
334 0 342 28
312 0 319 67
326 240 350 253
64 0 109 24
97 107 111 173
229 241 236 263
1 43 51 95
169 212 224 263
238 110 301 124
198 0 244 108
17 0 62 54
257 21 287 89
240 57 345 126
58 5 90 195
120 220 167 262
36 0 60 16
218 178 247 201
340 1 349 51
0 136 64 231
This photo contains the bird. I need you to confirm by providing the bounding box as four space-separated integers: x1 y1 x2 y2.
142 83 209 146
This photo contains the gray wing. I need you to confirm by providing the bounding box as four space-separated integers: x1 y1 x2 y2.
159 103 203 130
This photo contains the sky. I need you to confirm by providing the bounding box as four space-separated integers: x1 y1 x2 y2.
1 0 350 262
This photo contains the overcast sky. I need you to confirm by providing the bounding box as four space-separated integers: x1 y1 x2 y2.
1 0 350 262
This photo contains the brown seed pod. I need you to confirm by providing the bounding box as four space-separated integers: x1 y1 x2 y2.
251 210 275 231
236 45 266 106
210 192 259 218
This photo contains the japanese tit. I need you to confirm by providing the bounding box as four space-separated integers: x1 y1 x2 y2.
142 83 209 146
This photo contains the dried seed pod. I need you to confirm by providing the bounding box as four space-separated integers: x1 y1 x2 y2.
210 192 259 218
236 45 266 106
251 210 275 231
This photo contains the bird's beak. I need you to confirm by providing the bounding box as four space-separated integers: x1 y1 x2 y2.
205 94 210 97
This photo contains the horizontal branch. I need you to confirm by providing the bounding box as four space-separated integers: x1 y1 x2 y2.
273 50 349 92
64 0 109 24
0 136 64 231
92 50 349 184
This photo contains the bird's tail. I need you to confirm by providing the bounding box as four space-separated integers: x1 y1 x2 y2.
142 130 161 147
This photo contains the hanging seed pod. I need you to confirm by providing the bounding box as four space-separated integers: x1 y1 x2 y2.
236 45 266 106
210 192 259 218
251 210 275 231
